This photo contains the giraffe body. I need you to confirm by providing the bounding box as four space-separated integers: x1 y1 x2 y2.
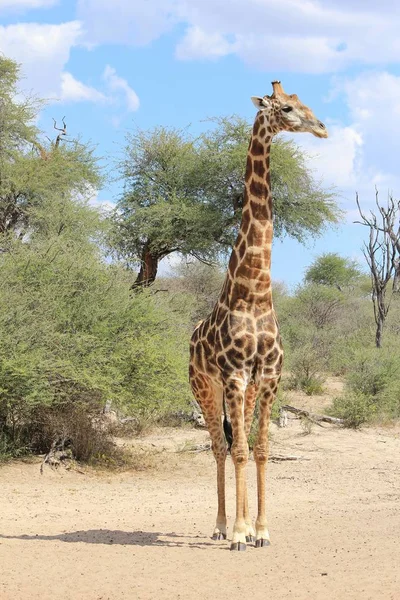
189 81 328 550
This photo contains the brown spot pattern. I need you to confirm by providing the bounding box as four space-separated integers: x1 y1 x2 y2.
253 160 265 178
249 179 268 198
251 138 264 156
245 156 252 182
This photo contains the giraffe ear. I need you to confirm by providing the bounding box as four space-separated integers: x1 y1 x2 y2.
251 96 271 110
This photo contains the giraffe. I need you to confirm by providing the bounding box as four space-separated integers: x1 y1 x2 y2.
189 81 328 551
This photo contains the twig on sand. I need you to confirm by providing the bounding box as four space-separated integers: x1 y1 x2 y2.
281 404 344 426
40 437 72 474
269 454 310 462
180 442 309 463
183 442 211 453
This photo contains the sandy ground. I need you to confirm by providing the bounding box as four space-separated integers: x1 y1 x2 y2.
1 385 400 600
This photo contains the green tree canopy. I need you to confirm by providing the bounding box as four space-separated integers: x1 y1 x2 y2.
112 116 341 286
0 56 188 457
304 253 364 290
0 191 191 457
0 56 101 242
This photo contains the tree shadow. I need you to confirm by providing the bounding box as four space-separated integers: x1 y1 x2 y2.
0 529 226 550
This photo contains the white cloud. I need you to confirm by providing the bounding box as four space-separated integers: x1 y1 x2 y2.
0 0 57 11
334 72 400 197
59 66 140 113
290 70 400 213
60 72 107 104
77 0 176 46
0 22 82 96
75 0 400 73
76 187 115 213
88 195 115 213
298 125 363 189
103 65 139 112
0 23 140 112
176 26 235 60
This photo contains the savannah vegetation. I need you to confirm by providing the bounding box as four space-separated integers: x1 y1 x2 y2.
0 56 399 463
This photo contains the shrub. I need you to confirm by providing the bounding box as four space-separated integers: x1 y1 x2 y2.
300 416 314 435
329 392 375 428
0 194 192 462
376 379 400 421
302 377 325 396
27 402 117 462
344 347 399 397
286 345 325 395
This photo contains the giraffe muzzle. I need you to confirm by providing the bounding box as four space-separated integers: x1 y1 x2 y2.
312 121 328 138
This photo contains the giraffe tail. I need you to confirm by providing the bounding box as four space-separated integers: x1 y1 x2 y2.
223 393 233 451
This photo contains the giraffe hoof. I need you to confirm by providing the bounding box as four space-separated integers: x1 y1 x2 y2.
246 535 255 543
212 532 227 541
255 538 271 548
230 542 246 551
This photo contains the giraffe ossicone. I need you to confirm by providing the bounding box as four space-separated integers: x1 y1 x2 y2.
189 81 328 551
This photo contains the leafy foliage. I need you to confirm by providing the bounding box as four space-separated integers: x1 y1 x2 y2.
329 392 375 429
0 57 192 461
0 195 191 458
304 253 364 289
112 116 341 283
0 56 101 243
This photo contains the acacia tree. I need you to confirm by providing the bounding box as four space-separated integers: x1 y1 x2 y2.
113 116 340 287
355 192 400 348
304 253 364 290
0 57 100 245
0 55 192 458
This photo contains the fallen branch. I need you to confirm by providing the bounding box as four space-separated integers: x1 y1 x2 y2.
40 437 72 474
269 454 310 462
181 443 310 463
281 405 344 425
185 442 211 453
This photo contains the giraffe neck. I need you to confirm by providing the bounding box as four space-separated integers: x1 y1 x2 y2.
220 112 274 311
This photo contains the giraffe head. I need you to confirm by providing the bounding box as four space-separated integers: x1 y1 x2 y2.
251 81 328 139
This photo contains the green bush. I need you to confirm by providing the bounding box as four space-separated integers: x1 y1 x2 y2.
329 392 375 428
17 401 117 463
302 378 325 396
0 194 192 461
329 344 400 426
376 379 400 420
285 345 325 395
344 347 399 397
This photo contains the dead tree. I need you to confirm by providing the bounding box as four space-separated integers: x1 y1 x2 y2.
33 116 69 160
371 192 400 294
355 191 399 348
52 116 68 149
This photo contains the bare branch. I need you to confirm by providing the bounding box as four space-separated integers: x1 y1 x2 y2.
53 117 68 149
356 190 399 346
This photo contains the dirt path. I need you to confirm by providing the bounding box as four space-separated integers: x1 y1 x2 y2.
1 419 400 600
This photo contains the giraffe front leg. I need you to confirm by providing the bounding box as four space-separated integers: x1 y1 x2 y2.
189 371 228 542
226 379 248 551
244 384 257 544
211 427 228 541
253 378 278 548
243 480 255 543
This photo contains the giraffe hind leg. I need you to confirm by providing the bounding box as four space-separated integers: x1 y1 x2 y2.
253 378 279 548
243 384 258 543
223 378 250 551
190 373 227 540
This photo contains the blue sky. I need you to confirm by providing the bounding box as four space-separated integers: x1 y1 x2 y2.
1 0 399 287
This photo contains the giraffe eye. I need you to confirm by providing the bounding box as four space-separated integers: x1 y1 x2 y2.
282 106 293 113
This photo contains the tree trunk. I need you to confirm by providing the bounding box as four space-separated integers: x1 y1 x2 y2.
393 258 400 294
131 244 159 289
375 312 383 348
